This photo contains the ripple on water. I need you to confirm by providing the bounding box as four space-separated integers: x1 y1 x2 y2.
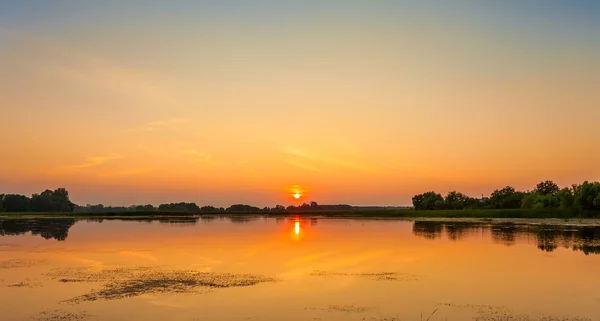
0 258 46 269
309 270 420 281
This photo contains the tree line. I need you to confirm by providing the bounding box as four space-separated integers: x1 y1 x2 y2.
0 190 356 214
412 180 600 214
75 202 355 213
0 188 75 213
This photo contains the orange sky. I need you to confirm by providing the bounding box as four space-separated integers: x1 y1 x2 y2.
1 2 599 206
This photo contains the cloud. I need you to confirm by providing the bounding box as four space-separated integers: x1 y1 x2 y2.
286 159 323 172
6 31 187 117
72 154 123 169
182 149 212 163
96 167 156 178
283 147 380 173
125 118 188 133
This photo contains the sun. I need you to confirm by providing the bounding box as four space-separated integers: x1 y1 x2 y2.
288 184 306 200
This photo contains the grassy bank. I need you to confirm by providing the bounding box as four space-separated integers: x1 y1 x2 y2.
1 208 598 219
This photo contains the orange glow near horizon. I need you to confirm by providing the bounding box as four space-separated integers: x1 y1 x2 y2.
1 4 599 207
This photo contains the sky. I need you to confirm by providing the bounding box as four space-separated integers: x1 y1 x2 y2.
1 1 599 207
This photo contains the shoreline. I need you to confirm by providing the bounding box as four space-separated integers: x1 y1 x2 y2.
1 213 600 227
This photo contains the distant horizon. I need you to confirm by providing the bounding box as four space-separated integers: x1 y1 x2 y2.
2 178 597 209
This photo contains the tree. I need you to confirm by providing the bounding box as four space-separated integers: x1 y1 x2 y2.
2 194 31 212
52 188 75 212
158 202 200 212
557 187 574 209
135 205 155 211
30 192 55 212
574 181 600 210
534 181 560 196
226 204 261 212
444 191 470 209
412 192 443 210
594 193 600 208
272 205 286 212
200 206 221 213
0 194 4 212
490 186 524 209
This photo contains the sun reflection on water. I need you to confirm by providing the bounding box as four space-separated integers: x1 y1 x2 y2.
294 218 300 235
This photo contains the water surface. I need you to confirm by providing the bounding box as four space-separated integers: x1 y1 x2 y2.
1 217 599 320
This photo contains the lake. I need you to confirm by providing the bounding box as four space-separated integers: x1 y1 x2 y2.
1 216 599 321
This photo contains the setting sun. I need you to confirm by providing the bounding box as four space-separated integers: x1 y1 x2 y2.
288 185 307 201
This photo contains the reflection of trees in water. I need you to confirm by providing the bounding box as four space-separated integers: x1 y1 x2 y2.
534 228 600 255
157 217 199 225
535 229 574 253
444 223 481 241
413 222 480 241
412 221 600 256
412 221 443 240
0 218 76 241
82 217 200 225
228 216 260 223
491 225 518 246
573 245 600 255
571 228 600 255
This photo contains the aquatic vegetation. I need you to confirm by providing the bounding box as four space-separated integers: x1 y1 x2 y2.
32 309 90 321
439 303 592 321
7 281 42 288
48 266 277 303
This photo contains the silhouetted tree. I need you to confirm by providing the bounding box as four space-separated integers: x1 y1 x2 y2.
557 187 575 209
226 204 261 212
444 191 471 209
272 205 286 212
158 202 200 212
30 188 74 212
2 194 31 212
490 186 524 209
534 181 560 196
135 204 155 211
412 192 443 210
52 188 74 212
200 206 222 213
574 181 600 211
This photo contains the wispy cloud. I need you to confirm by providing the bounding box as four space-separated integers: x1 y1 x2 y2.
7 31 187 117
125 118 188 133
286 159 323 172
96 167 155 178
283 147 380 173
71 154 123 169
182 149 212 163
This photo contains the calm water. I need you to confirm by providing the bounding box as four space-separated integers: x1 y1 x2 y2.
1 217 600 321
